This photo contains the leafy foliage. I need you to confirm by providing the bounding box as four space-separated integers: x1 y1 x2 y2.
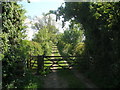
21 40 43 56
1 1 43 86
54 2 120 87
32 14 58 55
2 1 120 88
1 2 27 88
57 23 84 56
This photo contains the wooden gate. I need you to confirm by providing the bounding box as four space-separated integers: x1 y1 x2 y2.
28 55 80 74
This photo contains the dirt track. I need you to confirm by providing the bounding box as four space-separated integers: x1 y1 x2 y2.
43 45 98 88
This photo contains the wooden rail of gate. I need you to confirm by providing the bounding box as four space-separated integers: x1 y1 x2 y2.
28 55 81 74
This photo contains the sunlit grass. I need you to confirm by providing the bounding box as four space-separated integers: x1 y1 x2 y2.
58 61 69 67
31 60 37 63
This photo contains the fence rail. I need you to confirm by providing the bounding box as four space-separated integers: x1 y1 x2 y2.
31 55 81 58
28 55 81 74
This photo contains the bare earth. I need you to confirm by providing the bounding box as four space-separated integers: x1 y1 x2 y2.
43 71 68 88
43 47 68 88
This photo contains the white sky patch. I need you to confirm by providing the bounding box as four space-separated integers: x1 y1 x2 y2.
55 16 70 33
24 18 34 40
48 14 64 33
48 14 70 33
32 14 67 33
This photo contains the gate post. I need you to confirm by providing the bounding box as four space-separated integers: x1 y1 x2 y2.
37 55 44 74
27 55 31 69
30 57 32 69
26 56 29 69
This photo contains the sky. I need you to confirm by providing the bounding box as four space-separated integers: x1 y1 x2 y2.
18 0 66 40
19 0 64 18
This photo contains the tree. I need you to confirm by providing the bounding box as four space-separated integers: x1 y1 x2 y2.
53 2 120 87
1 2 27 88
32 14 58 55
57 23 84 56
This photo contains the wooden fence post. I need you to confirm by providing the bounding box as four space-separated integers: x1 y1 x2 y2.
27 59 29 68
27 55 31 69
30 58 32 69
37 55 44 74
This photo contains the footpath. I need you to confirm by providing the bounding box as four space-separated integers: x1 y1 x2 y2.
43 45 98 88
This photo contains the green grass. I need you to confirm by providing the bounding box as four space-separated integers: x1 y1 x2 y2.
31 60 37 63
44 60 53 66
31 60 37 69
57 69 86 88
58 61 69 67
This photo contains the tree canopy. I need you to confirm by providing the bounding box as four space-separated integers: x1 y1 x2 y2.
32 14 59 55
1 2 27 88
52 2 120 87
